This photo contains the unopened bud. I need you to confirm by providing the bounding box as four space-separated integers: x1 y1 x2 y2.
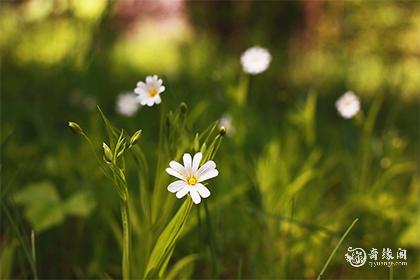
102 142 113 163
129 130 142 147
179 102 188 114
219 126 226 136
68 122 83 134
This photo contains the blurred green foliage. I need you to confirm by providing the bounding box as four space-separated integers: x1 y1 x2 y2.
1 0 419 279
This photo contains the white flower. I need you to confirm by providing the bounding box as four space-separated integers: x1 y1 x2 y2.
219 113 235 136
335 91 361 119
240 46 272 75
116 92 139 116
134 75 165 107
166 152 218 204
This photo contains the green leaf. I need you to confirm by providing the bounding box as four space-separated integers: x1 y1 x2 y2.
24 202 65 232
63 191 96 217
144 198 193 279
14 182 65 231
165 254 199 280
14 182 60 205
97 106 119 148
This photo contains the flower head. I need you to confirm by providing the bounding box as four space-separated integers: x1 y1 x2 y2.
240 46 272 75
116 92 139 116
336 91 361 119
166 152 218 204
134 75 165 107
219 113 235 136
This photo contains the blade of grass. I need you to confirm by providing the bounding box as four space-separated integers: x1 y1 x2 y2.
317 218 359 280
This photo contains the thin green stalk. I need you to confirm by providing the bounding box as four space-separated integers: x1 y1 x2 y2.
31 230 37 280
317 218 359 280
121 201 130 280
358 94 384 191
204 201 219 278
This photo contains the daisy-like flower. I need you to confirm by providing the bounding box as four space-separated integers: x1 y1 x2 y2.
134 75 165 107
116 92 139 116
166 152 218 204
335 91 361 119
240 46 272 75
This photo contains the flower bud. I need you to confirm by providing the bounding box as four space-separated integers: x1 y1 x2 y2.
102 142 113 163
179 102 188 114
129 130 142 147
219 126 226 136
68 122 83 134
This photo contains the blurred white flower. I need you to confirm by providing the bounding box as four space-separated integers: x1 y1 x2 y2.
134 75 165 107
240 46 272 75
335 91 361 119
219 113 235 136
116 92 139 116
166 152 218 204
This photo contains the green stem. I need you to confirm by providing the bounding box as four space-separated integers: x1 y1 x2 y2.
31 230 38 280
317 218 359 280
121 201 131 280
204 202 218 278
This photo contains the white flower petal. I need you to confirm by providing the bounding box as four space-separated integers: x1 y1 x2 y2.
176 186 189 199
183 153 192 175
134 87 147 95
190 188 201 204
146 76 153 84
240 46 272 75
197 160 216 177
154 95 162 104
146 99 154 106
192 152 202 173
167 180 187 193
169 161 186 177
159 85 165 94
198 169 219 182
165 167 186 180
196 183 211 198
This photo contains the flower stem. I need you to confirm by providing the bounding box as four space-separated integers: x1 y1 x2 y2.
121 200 130 280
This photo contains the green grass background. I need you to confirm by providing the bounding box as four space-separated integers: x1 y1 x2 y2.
1 1 419 279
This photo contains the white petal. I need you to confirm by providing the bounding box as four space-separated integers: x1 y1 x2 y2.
134 87 147 95
198 169 219 182
197 160 216 177
146 76 153 84
176 186 189 199
167 180 187 193
169 161 186 177
158 85 165 93
190 188 201 204
165 167 186 180
183 153 192 175
196 183 211 198
192 152 202 173
154 95 162 104
139 98 148 106
146 99 154 106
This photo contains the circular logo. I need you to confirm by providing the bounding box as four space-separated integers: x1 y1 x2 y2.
345 247 367 267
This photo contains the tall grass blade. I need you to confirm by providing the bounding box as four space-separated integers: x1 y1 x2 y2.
317 218 359 280
144 198 193 279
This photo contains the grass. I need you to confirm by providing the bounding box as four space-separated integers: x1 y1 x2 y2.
1 1 419 279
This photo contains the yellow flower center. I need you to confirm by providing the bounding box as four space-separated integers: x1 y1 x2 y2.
187 176 197 186
148 87 158 97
